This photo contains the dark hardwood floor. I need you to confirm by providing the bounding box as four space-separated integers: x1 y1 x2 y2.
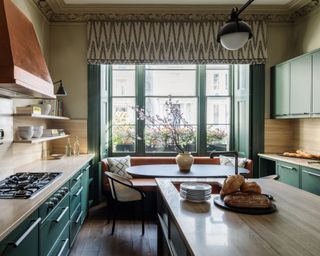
70 203 157 256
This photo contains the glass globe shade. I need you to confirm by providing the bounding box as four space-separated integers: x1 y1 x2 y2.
220 32 250 51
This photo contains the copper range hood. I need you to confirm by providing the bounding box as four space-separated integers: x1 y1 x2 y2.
0 0 55 99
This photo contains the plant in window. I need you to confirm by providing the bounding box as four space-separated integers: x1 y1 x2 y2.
207 127 228 144
135 96 194 153
112 111 135 150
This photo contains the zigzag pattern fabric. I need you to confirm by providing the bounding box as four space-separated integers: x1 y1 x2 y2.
87 20 267 64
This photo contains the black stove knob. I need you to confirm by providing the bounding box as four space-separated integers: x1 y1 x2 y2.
58 190 66 196
51 197 59 204
55 193 63 199
47 201 55 209
62 187 69 193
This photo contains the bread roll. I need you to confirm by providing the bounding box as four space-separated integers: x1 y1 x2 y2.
220 175 245 197
241 181 261 194
224 192 272 208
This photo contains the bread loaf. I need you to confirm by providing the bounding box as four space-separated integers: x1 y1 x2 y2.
220 175 245 197
240 181 261 194
224 192 272 208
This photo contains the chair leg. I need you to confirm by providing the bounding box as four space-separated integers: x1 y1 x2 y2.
111 202 117 235
141 199 145 236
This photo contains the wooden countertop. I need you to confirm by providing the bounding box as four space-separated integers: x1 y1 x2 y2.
156 178 320 256
0 154 94 241
259 153 320 170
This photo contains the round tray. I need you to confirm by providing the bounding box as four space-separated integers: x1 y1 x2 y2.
213 196 277 215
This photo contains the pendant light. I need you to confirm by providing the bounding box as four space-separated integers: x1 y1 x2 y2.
217 0 255 50
54 80 67 96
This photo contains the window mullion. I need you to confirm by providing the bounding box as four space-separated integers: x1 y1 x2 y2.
136 65 145 155
198 65 207 156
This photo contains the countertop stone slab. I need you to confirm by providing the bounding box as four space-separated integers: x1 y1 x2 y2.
0 154 94 241
157 178 320 256
258 153 320 170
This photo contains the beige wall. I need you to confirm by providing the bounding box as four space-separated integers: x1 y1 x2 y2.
11 0 50 62
49 23 87 119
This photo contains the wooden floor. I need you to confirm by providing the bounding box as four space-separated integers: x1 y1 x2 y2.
70 203 158 256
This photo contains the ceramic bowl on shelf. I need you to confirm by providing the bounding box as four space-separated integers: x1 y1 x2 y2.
32 126 44 138
18 126 34 140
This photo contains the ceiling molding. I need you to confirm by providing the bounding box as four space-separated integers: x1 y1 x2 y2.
33 0 319 22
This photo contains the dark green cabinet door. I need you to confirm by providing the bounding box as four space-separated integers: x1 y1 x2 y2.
290 55 312 117
301 167 320 195
0 211 40 256
81 165 90 224
312 51 320 116
274 63 290 117
276 161 300 188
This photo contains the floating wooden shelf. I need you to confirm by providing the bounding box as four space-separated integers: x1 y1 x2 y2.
13 135 69 144
13 113 70 120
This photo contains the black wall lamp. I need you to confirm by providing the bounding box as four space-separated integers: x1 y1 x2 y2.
54 80 67 96
217 0 255 51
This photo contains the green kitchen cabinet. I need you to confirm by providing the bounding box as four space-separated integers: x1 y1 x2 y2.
81 164 90 224
301 167 320 195
273 63 290 118
312 51 320 116
290 55 312 117
0 210 40 256
276 161 300 188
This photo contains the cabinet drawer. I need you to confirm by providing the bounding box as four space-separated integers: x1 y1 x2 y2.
70 171 83 190
70 180 83 215
40 196 69 256
0 211 40 256
47 223 70 256
69 204 82 247
276 161 300 188
301 167 320 195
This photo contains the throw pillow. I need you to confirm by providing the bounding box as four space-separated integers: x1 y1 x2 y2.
219 155 248 168
106 156 132 179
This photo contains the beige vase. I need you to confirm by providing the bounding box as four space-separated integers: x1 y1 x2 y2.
176 152 194 172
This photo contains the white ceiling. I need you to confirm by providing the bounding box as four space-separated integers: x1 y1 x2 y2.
64 0 294 5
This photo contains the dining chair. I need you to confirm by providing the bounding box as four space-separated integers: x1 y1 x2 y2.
105 172 145 235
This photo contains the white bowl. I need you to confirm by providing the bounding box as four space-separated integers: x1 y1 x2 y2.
18 126 34 140
40 103 51 115
32 126 43 138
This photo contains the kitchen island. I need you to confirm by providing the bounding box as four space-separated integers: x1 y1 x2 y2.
0 154 93 250
156 178 320 256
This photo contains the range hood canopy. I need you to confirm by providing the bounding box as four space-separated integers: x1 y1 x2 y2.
0 0 55 99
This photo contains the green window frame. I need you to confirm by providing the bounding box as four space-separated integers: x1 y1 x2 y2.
106 64 233 156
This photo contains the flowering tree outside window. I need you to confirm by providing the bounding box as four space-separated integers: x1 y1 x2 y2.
135 97 196 153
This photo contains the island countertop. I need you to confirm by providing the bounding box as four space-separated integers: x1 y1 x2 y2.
0 154 94 241
156 178 320 256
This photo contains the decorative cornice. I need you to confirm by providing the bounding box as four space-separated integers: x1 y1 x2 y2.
33 0 319 23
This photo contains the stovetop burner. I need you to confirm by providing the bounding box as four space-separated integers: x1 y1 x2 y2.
0 172 62 199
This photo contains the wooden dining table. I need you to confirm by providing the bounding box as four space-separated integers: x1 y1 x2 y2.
126 164 249 178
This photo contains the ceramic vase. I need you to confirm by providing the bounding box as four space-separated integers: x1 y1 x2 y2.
176 152 194 172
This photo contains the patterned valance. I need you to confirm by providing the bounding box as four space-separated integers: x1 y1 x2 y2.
87 20 267 64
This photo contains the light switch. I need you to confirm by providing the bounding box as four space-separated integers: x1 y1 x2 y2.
0 129 4 145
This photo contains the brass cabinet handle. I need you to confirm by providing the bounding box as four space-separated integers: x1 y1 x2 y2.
11 217 42 247
57 238 69 256
74 173 83 182
302 170 320 178
53 207 69 223
74 211 83 224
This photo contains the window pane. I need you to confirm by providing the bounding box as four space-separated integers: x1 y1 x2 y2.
112 98 136 124
146 65 196 70
145 125 197 153
145 68 196 96
112 125 135 152
206 69 229 96
112 65 135 70
207 125 229 152
145 97 197 125
207 98 230 124
112 70 135 96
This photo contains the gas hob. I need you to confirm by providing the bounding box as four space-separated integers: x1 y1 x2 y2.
0 172 62 199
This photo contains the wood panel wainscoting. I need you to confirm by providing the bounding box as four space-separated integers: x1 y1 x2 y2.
48 119 88 154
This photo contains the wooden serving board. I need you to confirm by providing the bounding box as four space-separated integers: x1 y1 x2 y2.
277 153 320 161
213 196 277 215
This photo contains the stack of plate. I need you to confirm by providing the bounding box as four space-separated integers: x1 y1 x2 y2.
180 183 212 203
